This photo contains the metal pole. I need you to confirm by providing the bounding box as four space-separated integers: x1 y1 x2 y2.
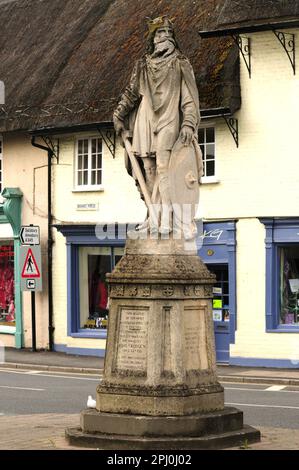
31 137 54 351
47 148 54 350
31 291 36 352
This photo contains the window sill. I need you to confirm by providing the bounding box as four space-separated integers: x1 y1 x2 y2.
70 330 107 339
201 177 220 185
0 326 16 335
267 327 299 333
72 186 104 193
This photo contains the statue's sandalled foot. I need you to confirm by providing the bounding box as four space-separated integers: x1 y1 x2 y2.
136 219 149 231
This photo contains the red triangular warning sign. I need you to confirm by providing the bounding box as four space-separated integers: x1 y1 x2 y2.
21 248 40 278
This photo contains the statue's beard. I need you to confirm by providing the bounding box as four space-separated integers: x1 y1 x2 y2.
151 38 176 58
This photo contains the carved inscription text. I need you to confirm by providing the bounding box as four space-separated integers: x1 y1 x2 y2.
116 308 148 371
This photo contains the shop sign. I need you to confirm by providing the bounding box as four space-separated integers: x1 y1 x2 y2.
20 225 40 245
76 203 99 211
20 246 42 291
200 229 224 241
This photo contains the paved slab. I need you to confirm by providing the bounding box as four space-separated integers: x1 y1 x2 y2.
3 348 104 370
0 414 88 450
0 413 298 450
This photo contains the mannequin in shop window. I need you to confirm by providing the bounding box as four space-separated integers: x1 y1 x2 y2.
89 269 109 328
6 300 15 322
95 271 108 312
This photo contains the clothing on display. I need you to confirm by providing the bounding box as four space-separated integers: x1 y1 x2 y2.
84 269 109 329
0 244 15 326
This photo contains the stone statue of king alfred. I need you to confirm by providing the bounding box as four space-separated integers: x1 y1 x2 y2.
113 16 203 239
66 15 261 450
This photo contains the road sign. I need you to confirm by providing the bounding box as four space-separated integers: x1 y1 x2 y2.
19 226 40 245
26 279 36 290
20 246 42 291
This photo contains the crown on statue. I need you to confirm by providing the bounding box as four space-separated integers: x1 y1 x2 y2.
147 15 175 35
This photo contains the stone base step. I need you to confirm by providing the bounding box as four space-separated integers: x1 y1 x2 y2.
80 407 244 437
66 424 260 450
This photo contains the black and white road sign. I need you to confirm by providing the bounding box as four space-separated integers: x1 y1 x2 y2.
26 279 36 290
20 246 42 291
19 226 40 245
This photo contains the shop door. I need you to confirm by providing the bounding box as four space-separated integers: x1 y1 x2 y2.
207 264 230 363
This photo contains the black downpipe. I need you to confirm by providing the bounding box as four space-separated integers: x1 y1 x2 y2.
31 137 54 351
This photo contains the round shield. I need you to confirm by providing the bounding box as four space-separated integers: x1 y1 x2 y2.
169 139 200 221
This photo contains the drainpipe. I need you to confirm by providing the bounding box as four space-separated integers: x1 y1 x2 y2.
31 137 54 351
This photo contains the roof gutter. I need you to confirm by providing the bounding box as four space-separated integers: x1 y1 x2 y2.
31 136 54 351
199 18 299 38
29 121 114 137
200 107 232 119
28 109 231 136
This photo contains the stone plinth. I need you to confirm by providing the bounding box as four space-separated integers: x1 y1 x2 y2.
66 237 260 449
97 237 223 416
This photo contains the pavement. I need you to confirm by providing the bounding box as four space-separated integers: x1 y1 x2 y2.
2 347 299 386
1 348 299 450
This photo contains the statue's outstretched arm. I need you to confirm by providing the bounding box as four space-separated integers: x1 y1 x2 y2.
113 62 141 130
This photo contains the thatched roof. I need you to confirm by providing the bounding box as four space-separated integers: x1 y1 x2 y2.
0 0 240 133
217 0 299 28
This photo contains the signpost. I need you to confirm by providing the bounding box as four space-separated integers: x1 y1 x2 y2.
19 225 40 246
19 226 42 352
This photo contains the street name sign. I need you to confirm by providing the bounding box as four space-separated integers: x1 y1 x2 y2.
20 245 42 291
20 225 40 245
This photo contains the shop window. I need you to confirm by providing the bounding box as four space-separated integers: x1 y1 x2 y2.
78 246 124 330
0 242 15 327
198 127 215 178
208 265 230 322
0 135 3 193
261 218 299 331
75 137 103 189
279 246 299 325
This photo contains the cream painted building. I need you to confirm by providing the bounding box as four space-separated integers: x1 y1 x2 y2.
2 0 299 368
0 134 50 350
52 23 299 367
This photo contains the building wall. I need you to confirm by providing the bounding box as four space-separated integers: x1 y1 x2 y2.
200 30 299 220
212 30 299 363
52 133 146 353
53 133 146 224
52 29 299 360
1 133 49 349
230 218 299 363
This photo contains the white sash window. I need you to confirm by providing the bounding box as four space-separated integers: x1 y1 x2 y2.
199 127 216 178
75 137 103 190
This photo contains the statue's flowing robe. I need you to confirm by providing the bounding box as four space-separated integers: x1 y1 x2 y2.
114 50 203 181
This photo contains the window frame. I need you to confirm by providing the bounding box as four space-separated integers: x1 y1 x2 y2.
74 136 104 191
198 124 218 183
0 134 3 194
69 242 125 339
261 218 299 332
277 245 299 327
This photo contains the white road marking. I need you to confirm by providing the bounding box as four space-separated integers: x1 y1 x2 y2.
225 386 270 392
224 386 299 394
0 385 44 391
0 368 103 381
0 413 4 416
226 402 299 410
0 368 101 381
26 371 41 375
26 373 101 381
265 385 286 391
